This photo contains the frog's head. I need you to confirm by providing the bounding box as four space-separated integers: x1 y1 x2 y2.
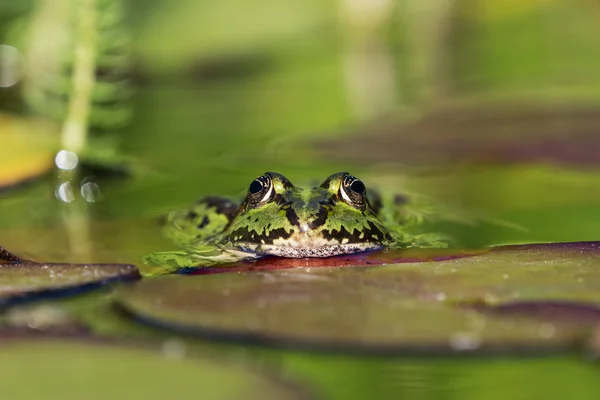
223 172 390 257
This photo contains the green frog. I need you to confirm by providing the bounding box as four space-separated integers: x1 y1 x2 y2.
143 172 445 275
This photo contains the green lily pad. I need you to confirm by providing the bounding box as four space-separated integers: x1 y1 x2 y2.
410 242 600 304
0 338 309 400
0 255 139 306
117 242 600 354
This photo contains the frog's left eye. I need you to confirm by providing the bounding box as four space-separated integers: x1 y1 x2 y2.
339 174 366 207
247 173 274 206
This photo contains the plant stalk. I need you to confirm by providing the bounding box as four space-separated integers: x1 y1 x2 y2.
61 0 97 153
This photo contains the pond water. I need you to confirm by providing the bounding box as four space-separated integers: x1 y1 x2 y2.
2 80 600 399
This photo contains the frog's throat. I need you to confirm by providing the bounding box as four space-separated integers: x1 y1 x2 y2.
230 239 383 258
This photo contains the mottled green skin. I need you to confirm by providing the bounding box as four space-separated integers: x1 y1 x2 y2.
144 172 445 275
224 172 391 257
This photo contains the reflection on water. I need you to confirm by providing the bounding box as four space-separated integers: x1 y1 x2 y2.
1 83 600 257
381 358 600 400
284 354 600 400
340 0 397 120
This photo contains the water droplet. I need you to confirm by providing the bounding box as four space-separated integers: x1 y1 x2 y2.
467 314 487 331
434 292 447 301
483 293 500 304
80 181 100 202
449 332 481 351
0 45 25 88
55 150 79 170
161 338 186 360
5 304 71 330
55 182 75 203
538 323 556 339
502 273 509 280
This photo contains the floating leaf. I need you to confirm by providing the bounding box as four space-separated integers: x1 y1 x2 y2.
411 242 600 304
0 261 139 307
0 113 55 189
119 242 600 354
0 338 308 400
0 246 23 264
143 247 483 276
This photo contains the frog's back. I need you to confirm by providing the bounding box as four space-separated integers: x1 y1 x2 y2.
160 196 239 246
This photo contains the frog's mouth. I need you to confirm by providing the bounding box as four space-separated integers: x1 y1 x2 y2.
261 243 383 258
234 239 384 258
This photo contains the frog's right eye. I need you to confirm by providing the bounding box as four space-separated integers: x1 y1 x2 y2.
247 174 273 205
248 179 263 195
339 173 367 209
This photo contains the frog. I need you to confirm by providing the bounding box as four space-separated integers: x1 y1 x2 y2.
142 172 445 275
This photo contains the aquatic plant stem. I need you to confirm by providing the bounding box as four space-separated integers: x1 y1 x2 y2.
61 0 97 153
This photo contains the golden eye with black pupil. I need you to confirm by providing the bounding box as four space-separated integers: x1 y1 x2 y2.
247 174 273 206
339 174 366 207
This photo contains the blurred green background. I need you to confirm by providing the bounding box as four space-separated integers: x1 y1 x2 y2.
1 0 599 250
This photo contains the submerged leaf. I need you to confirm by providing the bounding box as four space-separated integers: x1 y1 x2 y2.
0 338 308 400
2 304 89 335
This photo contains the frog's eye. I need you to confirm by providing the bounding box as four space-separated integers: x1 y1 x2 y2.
247 173 274 206
339 174 366 207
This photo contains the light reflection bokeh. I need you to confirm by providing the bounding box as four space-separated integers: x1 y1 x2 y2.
55 181 75 203
0 45 25 88
54 150 79 171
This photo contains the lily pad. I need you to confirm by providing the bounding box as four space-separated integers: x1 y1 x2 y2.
0 260 139 307
0 338 309 400
0 246 23 264
465 300 600 327
118 241 600 354
410 242 600 304
182 247 484 275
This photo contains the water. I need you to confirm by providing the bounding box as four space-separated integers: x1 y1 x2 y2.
1 80 600 398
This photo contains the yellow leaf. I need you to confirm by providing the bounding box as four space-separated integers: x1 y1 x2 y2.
0 113 56 188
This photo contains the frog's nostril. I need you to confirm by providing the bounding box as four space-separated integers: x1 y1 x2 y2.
300 223 310 232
